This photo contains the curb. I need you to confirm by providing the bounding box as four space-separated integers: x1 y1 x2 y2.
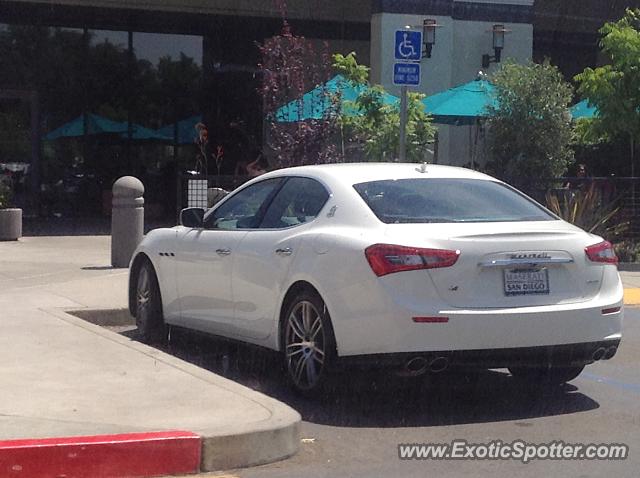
45 307 301 473
0 431 201 478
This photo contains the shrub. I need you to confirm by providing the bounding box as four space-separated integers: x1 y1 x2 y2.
545 182 627 240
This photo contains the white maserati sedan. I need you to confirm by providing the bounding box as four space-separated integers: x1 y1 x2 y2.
128 163 623 395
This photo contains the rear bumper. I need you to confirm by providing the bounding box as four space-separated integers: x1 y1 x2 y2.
329 273 623 355
339 339 621 369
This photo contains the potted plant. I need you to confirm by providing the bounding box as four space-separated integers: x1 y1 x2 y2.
0 180 21 241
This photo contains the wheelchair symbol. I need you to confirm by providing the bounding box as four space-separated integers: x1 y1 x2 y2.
397 33 417 59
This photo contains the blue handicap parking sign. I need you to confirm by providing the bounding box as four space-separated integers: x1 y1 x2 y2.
395 30 422 62
393 63 421 86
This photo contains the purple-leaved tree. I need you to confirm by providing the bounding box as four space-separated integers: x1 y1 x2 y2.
258 0 341 168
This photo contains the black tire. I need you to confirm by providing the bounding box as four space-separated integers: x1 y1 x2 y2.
282 290 337 396
135 261 167 345
508 365 584 386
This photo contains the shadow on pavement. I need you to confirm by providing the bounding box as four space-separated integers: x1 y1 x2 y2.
77 310 600 429
152 327 600 428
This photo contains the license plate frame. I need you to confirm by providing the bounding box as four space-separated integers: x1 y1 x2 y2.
503 268 550 296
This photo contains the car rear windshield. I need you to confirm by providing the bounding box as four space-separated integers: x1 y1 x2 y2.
353 178 555 224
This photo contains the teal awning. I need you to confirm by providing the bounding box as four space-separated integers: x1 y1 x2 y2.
570 100 598 119
274 74 399 122
44 114 171 141
422 79 497 125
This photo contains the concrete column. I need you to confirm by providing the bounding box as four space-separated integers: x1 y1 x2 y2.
111 176 144 268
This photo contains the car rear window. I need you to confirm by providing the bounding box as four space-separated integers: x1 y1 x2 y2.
353 178 555 224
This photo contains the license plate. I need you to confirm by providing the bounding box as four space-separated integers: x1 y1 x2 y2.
504 268 549 296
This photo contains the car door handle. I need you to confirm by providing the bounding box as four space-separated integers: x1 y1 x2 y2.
216 248 231 256
275 247 293 256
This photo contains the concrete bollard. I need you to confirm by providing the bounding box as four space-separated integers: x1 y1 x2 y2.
111 176 144 268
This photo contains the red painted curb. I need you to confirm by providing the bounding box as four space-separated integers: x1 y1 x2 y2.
0 430 201 478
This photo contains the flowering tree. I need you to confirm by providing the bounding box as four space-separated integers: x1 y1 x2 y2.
258 5 340 168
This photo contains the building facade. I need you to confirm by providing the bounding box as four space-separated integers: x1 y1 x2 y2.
0 0 635 214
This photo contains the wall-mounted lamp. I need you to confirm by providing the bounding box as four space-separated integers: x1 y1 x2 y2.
422 18 442 58
482 24 511 68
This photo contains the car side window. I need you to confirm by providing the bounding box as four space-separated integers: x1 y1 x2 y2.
259 177 329 229
205 178 282 230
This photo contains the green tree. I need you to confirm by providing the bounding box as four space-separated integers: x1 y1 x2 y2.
486 60 574 190
333 52 435 162
574 8 640 176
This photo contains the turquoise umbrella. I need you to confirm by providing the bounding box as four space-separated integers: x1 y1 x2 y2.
44 114 128 140
570 100 598 119
44 114 171 141
422 79 497 125
157 115 202 145
128 123 172 141
274 74 399 122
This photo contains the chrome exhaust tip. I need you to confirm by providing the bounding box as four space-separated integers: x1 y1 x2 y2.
603 345 618 360
404 357 429 376
429 356 449 373
592 347 607 361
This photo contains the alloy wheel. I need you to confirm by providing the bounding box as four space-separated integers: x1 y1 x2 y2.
136 266 151 328
285 300 326 391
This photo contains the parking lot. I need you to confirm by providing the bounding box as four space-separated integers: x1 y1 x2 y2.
95 306 640 478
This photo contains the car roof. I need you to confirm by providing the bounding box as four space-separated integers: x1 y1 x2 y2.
258 162 494 187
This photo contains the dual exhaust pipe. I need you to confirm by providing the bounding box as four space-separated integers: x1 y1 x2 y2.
592 345 618 362
403 345 617 376
404 356 449 376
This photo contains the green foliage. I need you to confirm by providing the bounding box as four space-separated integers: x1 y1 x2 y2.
0 181 12 209
333 53 436 162
333 52 369 84
613 240 640 263
575 9 640 145
486 61 574 189
545 183 627 240
572 118 609 147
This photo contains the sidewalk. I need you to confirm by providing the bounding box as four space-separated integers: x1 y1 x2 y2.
0 236 300 477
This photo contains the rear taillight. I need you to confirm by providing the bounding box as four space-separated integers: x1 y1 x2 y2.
365 244 460 277
585 241 618 264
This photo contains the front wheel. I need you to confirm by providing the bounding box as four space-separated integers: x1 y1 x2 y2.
282 290 336 396
508 365 584 386
135 261 167 345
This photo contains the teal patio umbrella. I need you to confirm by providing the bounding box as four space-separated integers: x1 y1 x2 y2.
422 78 497 125
570 100 598 119
275 74 399 122
44 114 128 140
157 115 202 145
45 114 171 141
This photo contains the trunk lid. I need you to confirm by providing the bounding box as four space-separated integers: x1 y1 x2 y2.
384 221 604 308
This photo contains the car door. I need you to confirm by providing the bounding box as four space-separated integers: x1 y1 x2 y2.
175 177 284 336
232 177 330 340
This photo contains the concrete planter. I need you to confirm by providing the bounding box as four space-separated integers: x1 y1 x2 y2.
0 208 22 241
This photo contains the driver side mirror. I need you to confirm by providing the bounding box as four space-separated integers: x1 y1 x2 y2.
180 207 204 228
